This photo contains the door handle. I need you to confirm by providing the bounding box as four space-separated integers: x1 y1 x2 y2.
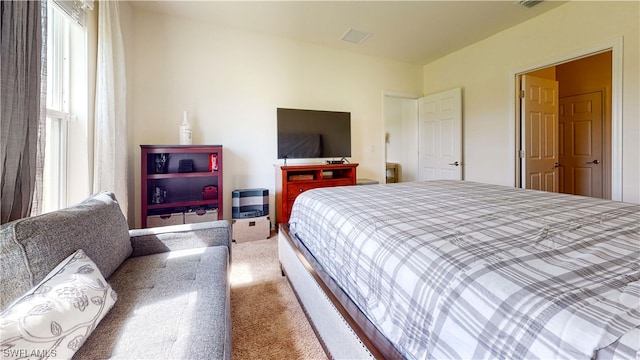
587 159 600 164
554 162 561 168
448 161 460 166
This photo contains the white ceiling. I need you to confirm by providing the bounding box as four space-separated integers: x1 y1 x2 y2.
129 1 566 65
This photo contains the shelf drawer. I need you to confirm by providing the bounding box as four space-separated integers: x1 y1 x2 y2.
287 183 319 199
325 179 355 187
184 209 218 224
286 180 353 199
147 212 184 227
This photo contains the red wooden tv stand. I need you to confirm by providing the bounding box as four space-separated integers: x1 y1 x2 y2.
275 163 358 224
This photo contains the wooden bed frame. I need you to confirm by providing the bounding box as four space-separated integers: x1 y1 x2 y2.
278 223 403 360
277 180 640 360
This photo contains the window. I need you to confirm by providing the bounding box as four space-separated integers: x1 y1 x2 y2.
42 1 90 213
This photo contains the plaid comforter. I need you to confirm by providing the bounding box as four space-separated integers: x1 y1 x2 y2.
288 180 640 359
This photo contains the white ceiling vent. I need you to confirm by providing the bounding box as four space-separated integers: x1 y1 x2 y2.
341 28 372 45
518 0 543 8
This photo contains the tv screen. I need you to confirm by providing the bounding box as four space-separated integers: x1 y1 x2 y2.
277 108 351 159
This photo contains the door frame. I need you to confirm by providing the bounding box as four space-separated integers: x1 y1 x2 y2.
510 37 623 201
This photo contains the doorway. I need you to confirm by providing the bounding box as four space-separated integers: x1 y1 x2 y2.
383 89 463 183
383 93 419 183
517 50 614 200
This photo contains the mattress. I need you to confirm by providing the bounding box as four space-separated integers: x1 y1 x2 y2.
288 180 640 359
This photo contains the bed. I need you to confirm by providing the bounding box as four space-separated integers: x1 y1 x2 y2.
278 180 639 359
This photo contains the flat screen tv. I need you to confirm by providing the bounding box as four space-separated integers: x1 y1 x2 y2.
277 108 351 160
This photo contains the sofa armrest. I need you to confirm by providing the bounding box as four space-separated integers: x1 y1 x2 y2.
129 220 231 258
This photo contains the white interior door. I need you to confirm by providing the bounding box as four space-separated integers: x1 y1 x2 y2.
418 88 462 181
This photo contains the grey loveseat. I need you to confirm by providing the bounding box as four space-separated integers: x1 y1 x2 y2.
0 191 232 359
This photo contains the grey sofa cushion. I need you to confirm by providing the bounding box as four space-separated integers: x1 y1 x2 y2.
0 191 131 310
73 246 231 359
128 221 232 259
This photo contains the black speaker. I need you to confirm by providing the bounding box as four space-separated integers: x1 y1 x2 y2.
178 159 193 173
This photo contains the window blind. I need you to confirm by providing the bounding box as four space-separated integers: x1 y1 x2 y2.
52 0 93 27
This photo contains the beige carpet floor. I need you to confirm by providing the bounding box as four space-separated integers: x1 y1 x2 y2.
230 236 328 360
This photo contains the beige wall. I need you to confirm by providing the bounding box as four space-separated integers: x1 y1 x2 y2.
422 1 639 203
126 10 421 227
557 52 612 97
526 66 555 80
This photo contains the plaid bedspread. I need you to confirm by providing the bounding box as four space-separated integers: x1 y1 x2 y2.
288 180 640 359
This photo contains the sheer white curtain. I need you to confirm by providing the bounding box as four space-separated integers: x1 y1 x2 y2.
93 0 127 216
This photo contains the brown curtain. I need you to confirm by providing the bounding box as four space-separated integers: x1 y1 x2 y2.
1 0 47 224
